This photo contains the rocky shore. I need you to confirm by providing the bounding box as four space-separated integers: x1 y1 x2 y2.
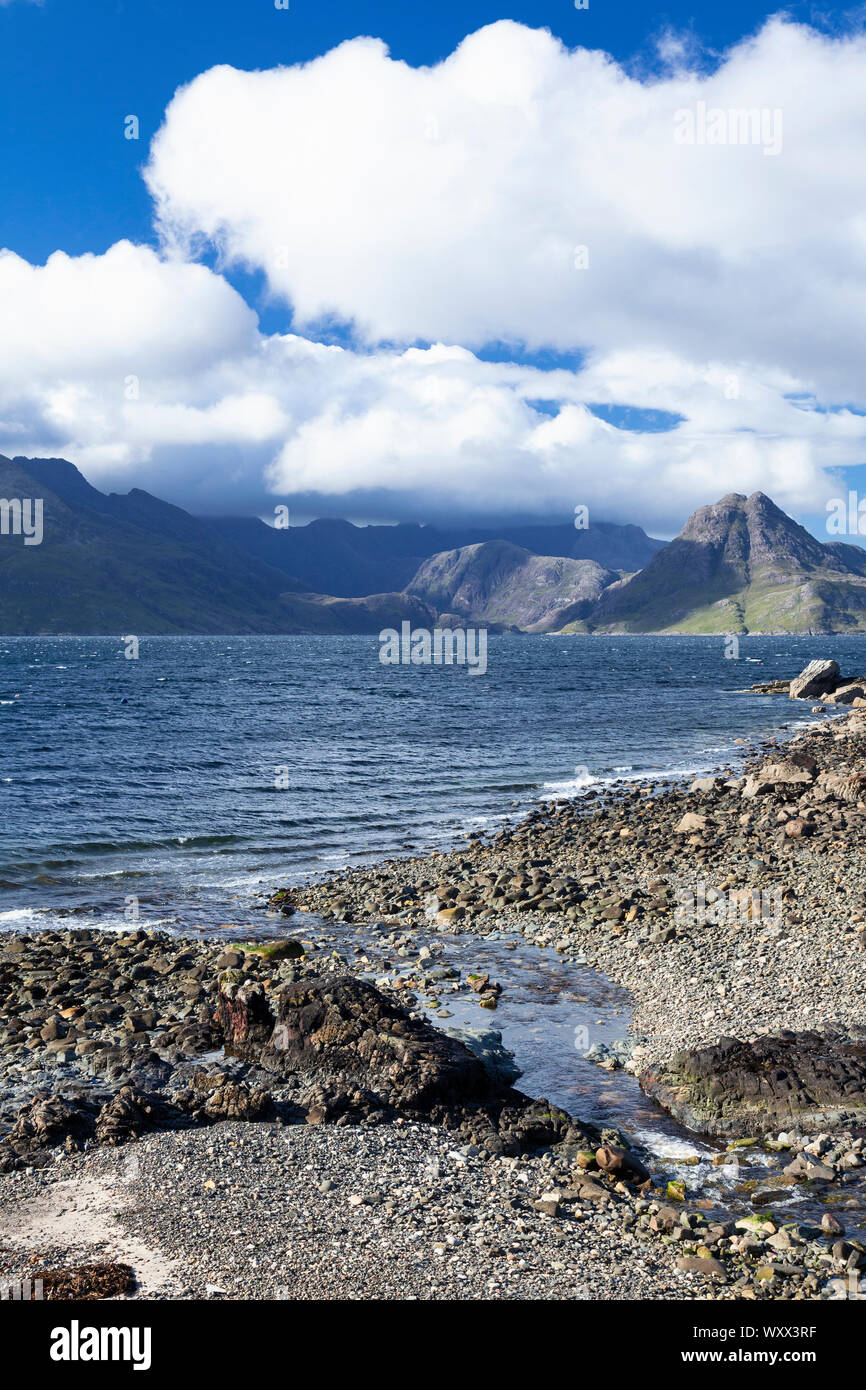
3 665 866 1300
282 695 866 1087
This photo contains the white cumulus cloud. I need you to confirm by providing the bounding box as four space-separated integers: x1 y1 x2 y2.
146 19 866 404
0 241 858 530
3 20 866 532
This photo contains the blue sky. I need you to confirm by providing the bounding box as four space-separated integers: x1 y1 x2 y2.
2 1 866 539
0 0 841 267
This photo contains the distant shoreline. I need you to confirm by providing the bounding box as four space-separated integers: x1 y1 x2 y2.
4 629 866 638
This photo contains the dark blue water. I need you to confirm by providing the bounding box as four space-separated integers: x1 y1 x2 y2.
0 633 861 934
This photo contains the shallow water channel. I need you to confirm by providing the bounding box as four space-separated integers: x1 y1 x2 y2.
276 912 866 1246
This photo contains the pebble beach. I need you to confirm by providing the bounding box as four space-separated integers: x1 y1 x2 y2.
3 675 866 1301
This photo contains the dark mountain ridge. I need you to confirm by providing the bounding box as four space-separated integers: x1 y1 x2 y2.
0 456 426 634
210 513 663 598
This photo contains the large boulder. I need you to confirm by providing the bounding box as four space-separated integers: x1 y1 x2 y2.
818 767 866 804
741 750 817 797
825 682 866 705
93 1086 156 1146
641 1030 866 1137
789 659 839 699
595 1144 651 1184
216 973 498 1116
689 776 722 795
784 816 815 838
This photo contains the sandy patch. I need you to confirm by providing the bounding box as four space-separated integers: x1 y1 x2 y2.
2 1172 179 1296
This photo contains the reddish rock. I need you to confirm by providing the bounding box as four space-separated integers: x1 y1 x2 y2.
784 817 815 838
594 1143 651 1183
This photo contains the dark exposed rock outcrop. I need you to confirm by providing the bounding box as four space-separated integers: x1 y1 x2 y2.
216 972 595 1154
0 1072 274 1172
4 1094 98 1164
642 1030 866 1137
217 973 497 1113
0 1091 152 1170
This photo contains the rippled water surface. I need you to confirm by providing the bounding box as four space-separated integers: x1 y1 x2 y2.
1 632 859 934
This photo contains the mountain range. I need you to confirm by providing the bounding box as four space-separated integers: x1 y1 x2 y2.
208 513 661 597
2 454 866 635
0 455 438 635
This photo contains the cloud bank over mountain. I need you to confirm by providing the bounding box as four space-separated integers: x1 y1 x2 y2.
2 19 866 529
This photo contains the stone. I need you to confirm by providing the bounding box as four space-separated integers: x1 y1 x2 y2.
267 890 296 916
676 1255 727 1279
784 818 815 838
242 940 304 962
741 752 817 798
649 1205 682 1233
216 950 245 970
594 1144 651 1183
436 907 466 923
825 682 866 705
789 659 840 700
766 1230 795 1251
567 1176 609 1202
467 973 492 993
801 1161 836 1182
818 769 866 804
648 927 676 945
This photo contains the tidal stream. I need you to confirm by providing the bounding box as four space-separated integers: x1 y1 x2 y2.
253 909 866 1246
